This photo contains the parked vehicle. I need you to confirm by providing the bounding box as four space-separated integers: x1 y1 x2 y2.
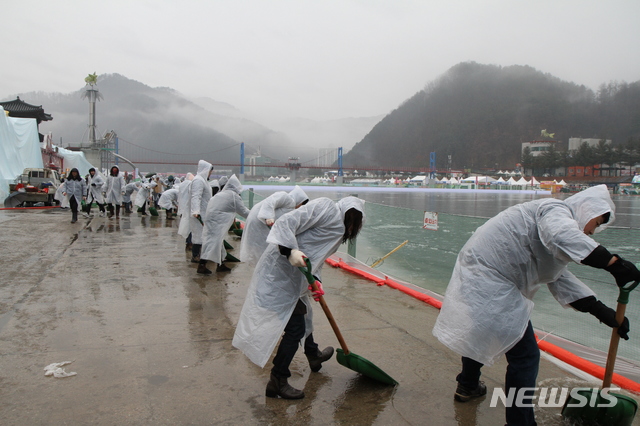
4 168 62 207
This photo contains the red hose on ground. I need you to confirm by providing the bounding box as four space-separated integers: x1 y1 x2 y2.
326 256 640 393
0 206 60 211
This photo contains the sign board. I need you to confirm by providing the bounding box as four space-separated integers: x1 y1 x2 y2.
423 211 438 231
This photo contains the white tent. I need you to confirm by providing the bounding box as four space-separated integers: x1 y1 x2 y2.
507 177 518 185
461 176 497 184
0 108 43 202
530 176 540 186
496 177 506 183
558 179 567 186
450 177 459 184
516 177 530 186
54 145 95 177
409 175 427 183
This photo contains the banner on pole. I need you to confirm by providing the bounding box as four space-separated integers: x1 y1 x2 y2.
423 211 438 231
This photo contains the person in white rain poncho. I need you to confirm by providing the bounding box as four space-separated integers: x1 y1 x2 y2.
233 196 365 400
239 186 309 266
432 185 640 426
122 181 140 214
177 173 195 251
85 167 106 218
62 168 87 223
54 178 69 209
189 160 214 263
134 177 156 216
158 187 179 220
198 175 250 275
103 165 126 219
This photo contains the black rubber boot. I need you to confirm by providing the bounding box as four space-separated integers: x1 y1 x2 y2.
191 244 202 263
197 263 212 275
454 381 487 402
265 373 304 399
216 263 231 272
71 210 78 223
306 346 334 372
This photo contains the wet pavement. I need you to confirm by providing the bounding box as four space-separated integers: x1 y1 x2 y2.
1 208 639 425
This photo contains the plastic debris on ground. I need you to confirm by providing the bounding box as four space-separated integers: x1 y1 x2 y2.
44 361 77 378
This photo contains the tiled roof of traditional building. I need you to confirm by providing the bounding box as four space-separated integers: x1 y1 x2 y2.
0 97 53 123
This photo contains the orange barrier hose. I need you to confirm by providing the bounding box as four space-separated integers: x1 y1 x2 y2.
0 206 60 211
537 337 640 393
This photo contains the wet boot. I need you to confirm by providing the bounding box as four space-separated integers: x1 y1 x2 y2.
71 210 78 223
216 263 231 272
191 244 202 263
197 261 212 275
265 373 304 399
107 205 114 218
306 346 334 372
454 381 487 402
115 205 120 219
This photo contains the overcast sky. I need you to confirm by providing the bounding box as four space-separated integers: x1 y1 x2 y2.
2 0 639 121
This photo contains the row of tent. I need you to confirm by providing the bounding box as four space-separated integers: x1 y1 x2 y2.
410 175 568 186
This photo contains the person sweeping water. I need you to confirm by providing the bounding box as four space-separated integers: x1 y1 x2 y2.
233 196 364 399
432 184 640 426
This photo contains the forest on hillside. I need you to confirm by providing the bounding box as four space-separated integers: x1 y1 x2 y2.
342 62 640 172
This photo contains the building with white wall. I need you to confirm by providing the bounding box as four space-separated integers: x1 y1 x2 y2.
568 137 612 151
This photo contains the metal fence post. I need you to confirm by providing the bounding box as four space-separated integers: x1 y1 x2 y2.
347 193 358 258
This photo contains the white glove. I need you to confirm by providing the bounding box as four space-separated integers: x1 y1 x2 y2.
288 249 307 267
265 218 275 226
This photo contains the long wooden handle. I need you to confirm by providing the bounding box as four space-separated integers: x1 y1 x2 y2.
311 281 350 355
602 302 626 389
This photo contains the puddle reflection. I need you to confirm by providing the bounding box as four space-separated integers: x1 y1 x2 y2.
453 393 485 426
332 375 395 424
185 279 233 364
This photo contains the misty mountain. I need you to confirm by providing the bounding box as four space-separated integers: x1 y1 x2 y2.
190 97 383 152
343 62 640 171
6 74 289 165
3 74 380 171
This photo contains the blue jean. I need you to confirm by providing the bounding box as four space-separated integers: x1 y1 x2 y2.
457 321 539 426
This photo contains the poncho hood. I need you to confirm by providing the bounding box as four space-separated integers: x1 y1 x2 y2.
564 184 615 233
337 196 365 222
196 160 212 181
289 185 308 206
224 174 243 194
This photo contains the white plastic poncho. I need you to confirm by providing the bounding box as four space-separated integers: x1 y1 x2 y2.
200 175 250 264
432 185 615 366
189 160 212 245
232 196 365 368
87 172 105 204
158 188 179 210
54 181 69 208
239 186 309 266
103 168 126 205
177 173 194 239
133 180 153 208
122 182 140 204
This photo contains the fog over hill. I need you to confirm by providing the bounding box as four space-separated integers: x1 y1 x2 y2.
3 74 380 170
343 62 640 171
6 65 639 174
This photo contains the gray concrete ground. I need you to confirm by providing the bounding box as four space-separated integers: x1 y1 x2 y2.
1 208 639 425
